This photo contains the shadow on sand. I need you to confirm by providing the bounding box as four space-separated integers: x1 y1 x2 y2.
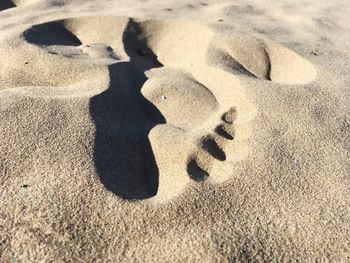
0 1 16 11
89 20 165 200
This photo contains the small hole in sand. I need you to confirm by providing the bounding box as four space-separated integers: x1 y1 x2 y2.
215 125 234 140
201 137 226 161
222 108 237 124
21 184 29 188
187 159 209 182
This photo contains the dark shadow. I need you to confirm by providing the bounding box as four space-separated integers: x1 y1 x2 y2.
201 137 226 161
122 19 163 72
23 21 82 46
215 125 234 140
187 159 209 182
262 48 272 81
0 0 16 11
89 19 165 200
207 48 257 79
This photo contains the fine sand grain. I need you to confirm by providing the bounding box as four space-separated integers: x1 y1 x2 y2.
0 0 349 262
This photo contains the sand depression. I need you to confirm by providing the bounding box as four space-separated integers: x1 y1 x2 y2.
0 16 316 201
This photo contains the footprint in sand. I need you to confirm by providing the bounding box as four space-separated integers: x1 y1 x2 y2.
187 107 237 182
0 16 317 201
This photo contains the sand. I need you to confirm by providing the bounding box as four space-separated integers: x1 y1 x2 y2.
0 0 349 262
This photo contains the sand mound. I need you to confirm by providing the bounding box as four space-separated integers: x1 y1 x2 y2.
1 16 317 200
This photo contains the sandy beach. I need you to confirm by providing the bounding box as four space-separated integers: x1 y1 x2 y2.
0 0 349 261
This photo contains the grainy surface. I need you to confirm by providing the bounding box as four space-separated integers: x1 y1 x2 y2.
0 0 349 262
